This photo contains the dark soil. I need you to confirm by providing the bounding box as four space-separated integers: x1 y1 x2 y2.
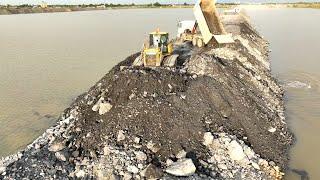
66 40 292 170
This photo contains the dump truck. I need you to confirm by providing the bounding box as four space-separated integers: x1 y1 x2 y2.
178 0 234 47
133 0 232 67
133 29 179 67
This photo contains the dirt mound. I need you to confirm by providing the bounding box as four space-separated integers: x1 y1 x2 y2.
63 13 293 170
72 65 205 158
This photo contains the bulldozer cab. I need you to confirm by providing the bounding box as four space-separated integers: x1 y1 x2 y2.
132 29 177 67
149 32 170 54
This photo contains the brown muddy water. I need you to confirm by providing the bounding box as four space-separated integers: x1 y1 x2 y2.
0 9 193 157
0 8 319 179
245 8 320 179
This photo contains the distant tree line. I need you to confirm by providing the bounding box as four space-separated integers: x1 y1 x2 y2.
2 1 320 9
5 2 194 9
0 2 246 10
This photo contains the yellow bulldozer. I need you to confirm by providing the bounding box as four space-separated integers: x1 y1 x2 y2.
133 29 179 67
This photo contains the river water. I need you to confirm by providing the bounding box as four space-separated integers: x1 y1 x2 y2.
245 8 320 180
0 8 319 179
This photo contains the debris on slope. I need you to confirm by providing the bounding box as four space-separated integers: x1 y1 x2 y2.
0 14 293 180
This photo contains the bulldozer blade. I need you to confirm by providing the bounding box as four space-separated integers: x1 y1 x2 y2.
132 54 143 66
163 54 179 67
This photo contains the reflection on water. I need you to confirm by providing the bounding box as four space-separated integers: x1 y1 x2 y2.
246 8 320 180
282 71 320 91
286 81 311 89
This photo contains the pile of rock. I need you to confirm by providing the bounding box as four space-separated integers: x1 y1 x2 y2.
201 132 283 179
75 131 283 179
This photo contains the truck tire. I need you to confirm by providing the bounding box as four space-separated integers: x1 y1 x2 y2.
180 33 186 41
197 38 204 48
192 37 197 47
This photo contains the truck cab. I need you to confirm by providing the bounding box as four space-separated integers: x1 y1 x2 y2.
177 20 196 38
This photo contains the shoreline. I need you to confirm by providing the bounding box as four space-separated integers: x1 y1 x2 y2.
0 3 319 15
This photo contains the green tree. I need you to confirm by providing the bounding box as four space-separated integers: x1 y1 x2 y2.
154 2 161 6
18 4 32 8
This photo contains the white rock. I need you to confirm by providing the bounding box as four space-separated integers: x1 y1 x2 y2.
62 117 70 124
252 162 260 170
228 140 246 161
217 163 228 170
228 172 234 178
165 159 196 177
268 127 276 133
207 156 215 164
203 132 214 146
117 130 125 142
76 170 86 178
180 69 187 74
120 66 126 71
92 97 104 112
48 142 65 152
258 159 269 167
99 102 113 115
176 150 187 159
34 144 41 150
244 146 255 160
0 166 6 174
214 154 223 163
256 75 262 81
134 137 140 144
146 141 159 153
92 104 100 112
166 159 174 166
138 164 144 169
135 151 147 161
222 137 231 144
211 139 222 149
123 172 132 180
55 152 66 161
103 146 111 156
129 93 135 100
180 94 186 99
127 165 139 174
87 100 94 105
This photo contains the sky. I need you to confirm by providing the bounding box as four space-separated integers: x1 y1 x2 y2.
0 0 319 5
